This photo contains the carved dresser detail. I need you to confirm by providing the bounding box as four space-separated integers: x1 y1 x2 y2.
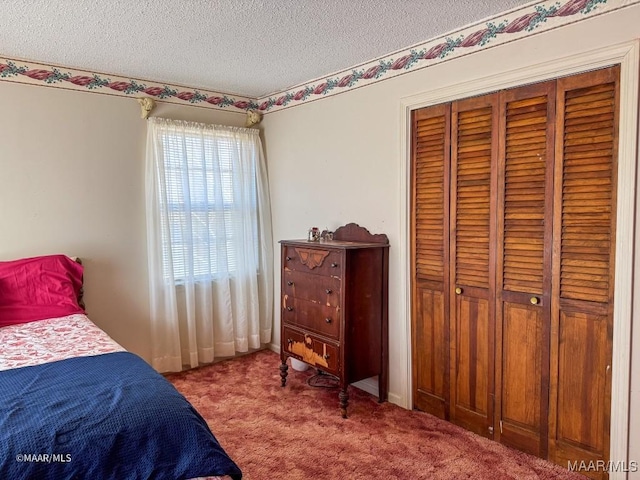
279 223 389 417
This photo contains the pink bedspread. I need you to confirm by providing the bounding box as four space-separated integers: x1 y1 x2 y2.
0 314 125 371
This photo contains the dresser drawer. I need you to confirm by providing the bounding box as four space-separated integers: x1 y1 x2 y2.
283 270 341 307
282 296 340 338
283 245 342 277
283 326 339 375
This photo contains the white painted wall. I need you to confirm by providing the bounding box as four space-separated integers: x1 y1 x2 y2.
262 5 640 476
0 83 247 360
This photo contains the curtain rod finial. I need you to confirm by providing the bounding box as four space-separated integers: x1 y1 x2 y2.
137 97 156 119
245 110 262 127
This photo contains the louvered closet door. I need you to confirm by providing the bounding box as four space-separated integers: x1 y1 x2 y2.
548 66 619 477
411 104 451 418
494 81 555 457
449 93 498 438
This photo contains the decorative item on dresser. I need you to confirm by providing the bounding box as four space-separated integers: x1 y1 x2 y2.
279 223 389 418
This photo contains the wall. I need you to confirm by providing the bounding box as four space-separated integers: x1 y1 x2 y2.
262 5 640 476
0 82 247 361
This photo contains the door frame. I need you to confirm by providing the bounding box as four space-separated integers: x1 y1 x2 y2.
400 40 639 476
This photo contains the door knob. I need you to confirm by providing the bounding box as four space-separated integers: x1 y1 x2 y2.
455 287 462 295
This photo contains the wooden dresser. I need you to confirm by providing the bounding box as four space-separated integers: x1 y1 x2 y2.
279 223 389 417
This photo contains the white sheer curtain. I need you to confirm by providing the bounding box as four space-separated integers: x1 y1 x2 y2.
145 117 273 372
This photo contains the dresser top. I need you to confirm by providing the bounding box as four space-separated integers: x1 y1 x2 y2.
280 223 389 249
280 239 389 249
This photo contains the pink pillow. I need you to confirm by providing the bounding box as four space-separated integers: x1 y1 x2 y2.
0 255 85 327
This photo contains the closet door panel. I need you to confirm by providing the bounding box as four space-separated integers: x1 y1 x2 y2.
549 66 619 477
501 303 543 421
453 293 490 421
414 289 447 415
449 94 497 438
556 308 608 451
411 104 450 418
495 81 555 457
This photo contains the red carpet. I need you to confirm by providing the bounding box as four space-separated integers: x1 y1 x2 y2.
166 350 584 480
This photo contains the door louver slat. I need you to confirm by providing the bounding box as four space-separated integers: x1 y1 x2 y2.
455 107 492 288
414 114 447 283
560 82 616 304
502 96 548 294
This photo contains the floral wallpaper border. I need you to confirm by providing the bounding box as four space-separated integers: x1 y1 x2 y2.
259 0 633 113
0 0 634 114
0 60 258 112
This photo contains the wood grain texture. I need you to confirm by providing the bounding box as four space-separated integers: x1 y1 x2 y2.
411 104 451 419
413 107 449 283
410 66 619 476
548 65 619 479
332 223 389 245
453 104 493 289
280 224 389 417
449 93 498 439
414 288 447 416
494 81 555 458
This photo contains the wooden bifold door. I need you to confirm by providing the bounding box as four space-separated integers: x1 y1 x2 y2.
411 65 619 478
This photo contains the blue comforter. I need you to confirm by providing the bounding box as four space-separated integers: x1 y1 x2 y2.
0 352 242 480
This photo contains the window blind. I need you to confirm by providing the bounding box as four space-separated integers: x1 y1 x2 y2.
158 131 258 280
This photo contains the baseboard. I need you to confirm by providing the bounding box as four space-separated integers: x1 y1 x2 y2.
268 343 280 354
388 392 404 408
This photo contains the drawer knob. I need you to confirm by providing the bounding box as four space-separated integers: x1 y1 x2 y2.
530 296 539 305
455 287 462 295
323 354 330 360
286 306 294 311
331 262 338 268
287 281 294 286
286 256 292 261
325 289 332 294
325 317 332 324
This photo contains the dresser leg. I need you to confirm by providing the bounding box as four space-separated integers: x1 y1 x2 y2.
339 388 349 418
279 361 288 387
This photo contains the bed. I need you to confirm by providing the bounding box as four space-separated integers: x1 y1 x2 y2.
0 254 242 480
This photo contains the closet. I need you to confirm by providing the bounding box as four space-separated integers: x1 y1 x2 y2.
411 65 619 477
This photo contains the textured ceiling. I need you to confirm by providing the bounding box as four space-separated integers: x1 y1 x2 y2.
1 0 534 98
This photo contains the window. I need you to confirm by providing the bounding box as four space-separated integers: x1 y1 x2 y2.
155 125 259 281
145 117 273 370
